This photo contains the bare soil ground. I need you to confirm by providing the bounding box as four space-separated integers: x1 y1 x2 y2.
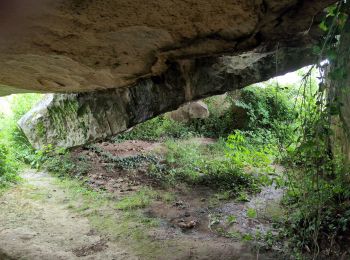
0 139 284 259
96 140 162 158
0 170 136 260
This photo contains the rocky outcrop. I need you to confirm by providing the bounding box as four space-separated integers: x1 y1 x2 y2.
0 0 336 96
166 101 209 123
19 46 315 149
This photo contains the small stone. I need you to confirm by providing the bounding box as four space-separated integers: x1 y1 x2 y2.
177 219 198 229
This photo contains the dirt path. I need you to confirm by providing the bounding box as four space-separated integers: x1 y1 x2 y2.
0 170 136 260
0 140 285 260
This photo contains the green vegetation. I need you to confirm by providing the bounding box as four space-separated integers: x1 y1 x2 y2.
0 94 42 190
88 144 159 170
271 4 350 257
246 208 257 219
149 138 264 194
114 116 196 141
52 177 164 257
0 136 19 190
113 83 297 197
115 188 159 210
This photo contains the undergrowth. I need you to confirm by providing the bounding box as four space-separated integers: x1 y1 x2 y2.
0 94 42 190
148 138 271 196
274 3 350 258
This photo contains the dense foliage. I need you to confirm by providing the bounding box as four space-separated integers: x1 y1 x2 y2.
0 94 42 189
275 3 350 257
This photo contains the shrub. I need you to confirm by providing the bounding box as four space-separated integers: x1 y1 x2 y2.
234 84 299 149
0 134 20 189
187 95 237 138
235 84 296 130
113 116 196 141
149 139 262 194
226 130 278 169
0 93 43 188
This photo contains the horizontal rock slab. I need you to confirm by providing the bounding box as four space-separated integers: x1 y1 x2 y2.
19 46 315 149
0 0 336 95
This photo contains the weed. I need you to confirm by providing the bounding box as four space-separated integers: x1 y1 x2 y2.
236 192 250 202
224 231 241 239
208 213 221 229
160 139 263 194
247 208 257 218
214 191 231 201
88 144 159 170
226 215 238 224
115 188 158 210
226 130 277 171
242 233 254 241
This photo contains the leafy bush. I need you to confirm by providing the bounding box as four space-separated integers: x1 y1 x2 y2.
234 84 299 151
0 141 19 189
113 116 196 141
0 123 20 189
187 95 238 138
276 67 350 256
0 94 43 188
235 84 297 131
226 130 277 169
10 94 42 121
149 139 263 194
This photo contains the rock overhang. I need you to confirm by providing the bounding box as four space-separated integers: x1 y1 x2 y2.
0 0 337 95
0 0 339 148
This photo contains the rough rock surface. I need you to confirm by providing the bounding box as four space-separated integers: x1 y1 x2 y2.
166 101 209 123
20 46 315 149
0 0 336 95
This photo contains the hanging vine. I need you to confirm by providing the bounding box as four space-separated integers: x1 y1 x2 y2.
278 1 350 258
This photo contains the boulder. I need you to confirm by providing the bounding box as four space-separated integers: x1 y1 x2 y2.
166 101 209 123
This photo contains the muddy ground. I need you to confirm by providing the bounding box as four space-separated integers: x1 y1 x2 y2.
0 139 285 259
